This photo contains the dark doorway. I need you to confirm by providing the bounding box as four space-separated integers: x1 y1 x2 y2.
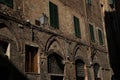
51 76 63 80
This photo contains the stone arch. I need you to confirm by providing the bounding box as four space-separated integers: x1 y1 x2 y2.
45 35 65 59
73 44 87 64
0 34 17 59
0 20 20 51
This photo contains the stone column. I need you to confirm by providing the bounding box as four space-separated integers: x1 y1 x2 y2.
40 54 48 80
64 61 76 80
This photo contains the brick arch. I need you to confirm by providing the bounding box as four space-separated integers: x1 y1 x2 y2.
73 44 87 64
45 35 65 59
0 20 20 51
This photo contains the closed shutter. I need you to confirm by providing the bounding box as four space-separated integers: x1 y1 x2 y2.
49 2 59 29
74 16 81 38
5 0 13 7
98 29 103 45
89 24 95 42
0 0 5 3
0 0 13 8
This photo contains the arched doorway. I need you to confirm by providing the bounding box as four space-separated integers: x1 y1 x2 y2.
48 53 64 80
75 59 85 80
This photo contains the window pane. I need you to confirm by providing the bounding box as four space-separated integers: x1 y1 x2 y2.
74 16 81 38
89 24 95 42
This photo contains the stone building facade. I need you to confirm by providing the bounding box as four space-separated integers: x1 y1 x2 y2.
0 0 112 80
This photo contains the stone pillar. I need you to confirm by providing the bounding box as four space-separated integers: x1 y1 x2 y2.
64 61 76 80
40 54 48 80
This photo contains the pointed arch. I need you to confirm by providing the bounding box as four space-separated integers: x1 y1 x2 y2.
45 35 65 59
73 44 87 63
0 20 20 51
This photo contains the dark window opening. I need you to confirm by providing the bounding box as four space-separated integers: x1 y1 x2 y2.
89 24 95 42
98 29 104 45
73 16 81 38
0 40 9 58
0 0 13 8
75 59 85 80
93 63 100 80
86 0 92 5
48 53 64 74
25 45 38 73
108 0 115 8
51 76 63 80
49 2 59 29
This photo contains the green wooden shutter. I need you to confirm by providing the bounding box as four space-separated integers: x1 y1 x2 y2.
89 24 95 42
108 0 114 5
0 0 13 8
0 0 5 3
98 29 103 45
5 0 13 7
86 0 92 5
74 16 81 38
49 2 59 29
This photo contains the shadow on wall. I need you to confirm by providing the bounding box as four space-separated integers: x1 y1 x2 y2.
0 55 28 80
105 11 120 80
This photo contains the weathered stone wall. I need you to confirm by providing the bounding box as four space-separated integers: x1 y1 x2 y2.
0 0 112 80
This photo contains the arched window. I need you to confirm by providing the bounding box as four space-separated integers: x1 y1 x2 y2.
75 59 85 80
48 53 64 80
93 63 100 80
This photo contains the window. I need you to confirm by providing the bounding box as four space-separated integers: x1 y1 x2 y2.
48 53 64 80
98 29 104 45
48 53 64 74
86 0 92 5
0 40 10 58
89 24 95 42
25 45 38 73
108 0 114 8
73 16 81 38
93 63 100 80
108 0 114 5
0 0 13 8
75 60 85 80
49 2 59 29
